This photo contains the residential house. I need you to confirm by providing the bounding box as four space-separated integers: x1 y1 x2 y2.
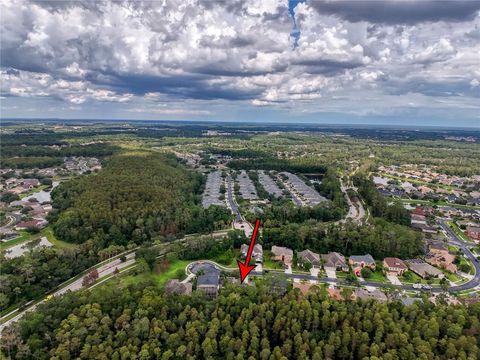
271 245 293 266
418 186 434 194
297 249 321 268
349 254 376 276
398 297 423 306
267 276 288 296
197 272 220 298
404 259 444 279
293 282 315 295
425 242 457 273
383 257 408 276
327 287 347 301
354 288 388 303
21 179 40 189
465 226 480 241
321 252 349 272
15 219 48 231
165 279 192 295
240 244 263 263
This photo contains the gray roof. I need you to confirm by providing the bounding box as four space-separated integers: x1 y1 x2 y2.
271 245 293 257
298 249 320 264
197 273 220 287
399 297 422 306
322 252 348 268
350 254 375 264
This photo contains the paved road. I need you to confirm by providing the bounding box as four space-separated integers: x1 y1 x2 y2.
438 219 480 292
0 252 136 332
226 175 241 222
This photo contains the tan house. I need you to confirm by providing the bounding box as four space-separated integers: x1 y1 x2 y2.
297 249 320 268
321 252 349 272
383 257 407 276
165 279 192 295
465 226 480 241
404 259 444 279
425 242 457 273
271 246 293 266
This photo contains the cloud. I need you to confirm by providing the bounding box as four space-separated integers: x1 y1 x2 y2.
0 0 479 125
309 1 480 24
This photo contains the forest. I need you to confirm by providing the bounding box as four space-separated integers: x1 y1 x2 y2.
2 281 479 359
353 174 411 226
0 245 100 312
261 219 424 260
48 152 231 247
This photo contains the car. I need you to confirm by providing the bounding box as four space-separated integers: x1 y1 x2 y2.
422 284 432 290
412 283 422 289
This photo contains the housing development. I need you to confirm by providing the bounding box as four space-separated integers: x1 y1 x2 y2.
2 0 480 358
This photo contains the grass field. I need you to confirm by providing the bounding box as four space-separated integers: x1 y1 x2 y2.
368 270 387 282
448 222 473 242
0 226 77 251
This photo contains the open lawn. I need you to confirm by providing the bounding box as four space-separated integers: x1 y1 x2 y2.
153 260 190 285
262 251 284 270
448 222 473 242
367 270 387 282
396 198 480 211
115 260 191 288
0 226 77 251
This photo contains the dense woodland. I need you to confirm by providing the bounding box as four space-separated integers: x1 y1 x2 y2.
2 282 479 359
0 245 100 312
262 219 423 260
353 175 411 226
49 153 231 247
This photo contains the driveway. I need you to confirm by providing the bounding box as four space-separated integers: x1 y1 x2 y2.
387 274 402 285
325 269 336 279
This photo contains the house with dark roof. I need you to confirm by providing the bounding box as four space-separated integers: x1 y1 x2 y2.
404 259 444 279
321 252 349 272
297 249 320 268
354 288 387 303
197 272 220 298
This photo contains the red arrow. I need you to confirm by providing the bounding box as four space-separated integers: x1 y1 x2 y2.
237 219 261 283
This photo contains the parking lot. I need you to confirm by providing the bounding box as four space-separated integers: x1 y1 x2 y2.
279 172 327 206
237 170 258 200
202 171 226 208
257 170 283 197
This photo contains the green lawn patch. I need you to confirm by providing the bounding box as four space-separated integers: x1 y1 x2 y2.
153 260 191 285
367 270 387 282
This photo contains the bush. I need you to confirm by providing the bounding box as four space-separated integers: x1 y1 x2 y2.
361 267 373 278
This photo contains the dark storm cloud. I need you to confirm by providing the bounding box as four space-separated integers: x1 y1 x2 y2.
310 1 480 24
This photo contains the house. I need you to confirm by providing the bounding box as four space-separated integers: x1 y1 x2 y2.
349 255 375 276
465 226 480 241
404 259 444 279
267 276 288 296
411 214 427 224
383 257 408 276
297 249 321 268
411 222 437 234
354 288 388 303
418 186 434 194
21 179 40 189
321 252 349 272
327 287 347 301
197 272 220 298
271 245 293 265
14 219 48 231
165 279 192 295
425 242 457 273
398 297 423 306
240 244 263 263
293 282 315 295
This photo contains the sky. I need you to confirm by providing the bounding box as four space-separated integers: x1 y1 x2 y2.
1 0 480 128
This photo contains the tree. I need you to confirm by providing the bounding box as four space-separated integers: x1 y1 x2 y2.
0 192 20 203
360 267 372 279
